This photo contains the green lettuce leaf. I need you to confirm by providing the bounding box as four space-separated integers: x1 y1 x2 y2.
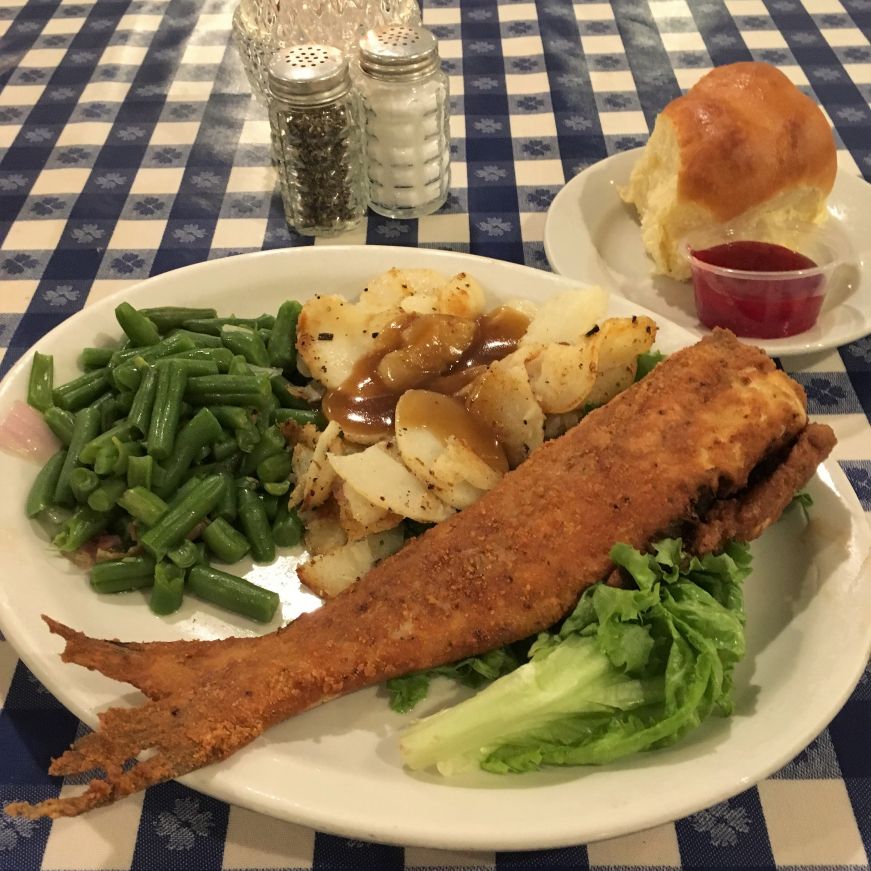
399 538 751 775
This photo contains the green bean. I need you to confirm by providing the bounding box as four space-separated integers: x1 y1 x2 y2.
263 481 290 496
255 393 277 431
52 369 110 412
91 556 156 594
110 334 196 386
237 486 275 562
240 425 285 475
53 505 109 552
99 396 125 432
53 405 101 505
166 330 225 350
268 300 302 370
269 374 309 409
80 347 116 370
167 540 200 569
140 306 217 334
187 564 278 622
182 314 274 336
149 561 185 614
261 492 280 522
154 357 220 378
69 466 100 503
116 301 161 347
128 366 158 435
166 473 206 508
272 502 303 547
153 407 222 499
79 420 136 465
41 504 71 529
140 474 224 560
257 451 292 483
206 405 251 430
220 325 270 368
43 406 75 446
126 454 153 490
185 374 272 409
274 408 327 429
210 470 235 522
93 442 119 476
235 424 261 453
117 486 168 527
27 352 54 412
147 361 187 461
202 517 249 563
111 438 143 477
112 354 149 392
116 390 135 413
167 346 233 370
228 354 253 376
211 436 238 462
87 476 127 512
26 449 67 518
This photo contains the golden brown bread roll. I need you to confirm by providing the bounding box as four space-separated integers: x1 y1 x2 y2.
620 62 837 280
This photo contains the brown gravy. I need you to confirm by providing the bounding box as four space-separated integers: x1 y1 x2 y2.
322 306 530 442
397 390 509 473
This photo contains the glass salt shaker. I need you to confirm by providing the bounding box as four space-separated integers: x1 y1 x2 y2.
356 25 451 219
267 45 367 236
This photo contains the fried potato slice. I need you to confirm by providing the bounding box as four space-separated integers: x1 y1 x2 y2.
465 349 544 467
524 342 598 414
519 286 608 347
301 501 347 557
394 391 506 509
288 421 341 511
399 272 486 319
328 442 455 523
334 480 403 541
585 316 657 407
297 527 406 599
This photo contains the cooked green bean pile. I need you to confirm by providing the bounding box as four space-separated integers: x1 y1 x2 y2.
25 300 316 623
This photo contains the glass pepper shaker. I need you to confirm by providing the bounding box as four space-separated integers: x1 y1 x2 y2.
356 25 451 219
267 45 368 236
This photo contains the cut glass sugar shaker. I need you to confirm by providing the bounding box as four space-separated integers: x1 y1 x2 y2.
356 24 451 219
267 44 368 236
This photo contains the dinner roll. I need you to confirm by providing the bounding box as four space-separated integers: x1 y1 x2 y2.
620 62 837 281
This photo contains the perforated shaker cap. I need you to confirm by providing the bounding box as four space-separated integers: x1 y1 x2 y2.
267 45 351 106
359 25 440 80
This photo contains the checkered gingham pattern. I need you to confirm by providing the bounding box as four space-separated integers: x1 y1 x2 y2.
1 0 870 867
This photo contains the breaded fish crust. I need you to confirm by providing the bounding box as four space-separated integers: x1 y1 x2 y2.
7 330 834 819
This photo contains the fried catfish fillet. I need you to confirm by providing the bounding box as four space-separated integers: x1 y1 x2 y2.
7 329 834 820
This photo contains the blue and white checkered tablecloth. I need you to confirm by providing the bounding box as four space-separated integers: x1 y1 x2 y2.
1 0 870 867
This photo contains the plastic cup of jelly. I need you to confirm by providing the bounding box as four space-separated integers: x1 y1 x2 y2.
680 224 847 339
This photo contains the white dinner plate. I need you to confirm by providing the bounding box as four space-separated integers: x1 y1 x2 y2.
0 246 868 851
543 148 871 357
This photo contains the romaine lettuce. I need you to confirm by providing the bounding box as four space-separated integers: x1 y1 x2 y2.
400 538 752 775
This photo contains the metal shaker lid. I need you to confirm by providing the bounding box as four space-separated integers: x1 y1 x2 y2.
267 45 351 105
358 25 440 80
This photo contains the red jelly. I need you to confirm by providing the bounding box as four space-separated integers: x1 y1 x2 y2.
689 240 825 339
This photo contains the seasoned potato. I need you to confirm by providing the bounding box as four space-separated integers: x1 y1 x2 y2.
585 316 657 407
334 480 403 541
297 527 406 599
524 341 599 414
394 391 506 508
328 442 455 523
465 349 544 467
289 421 341 511
520 286 608 346
399 271 486 320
